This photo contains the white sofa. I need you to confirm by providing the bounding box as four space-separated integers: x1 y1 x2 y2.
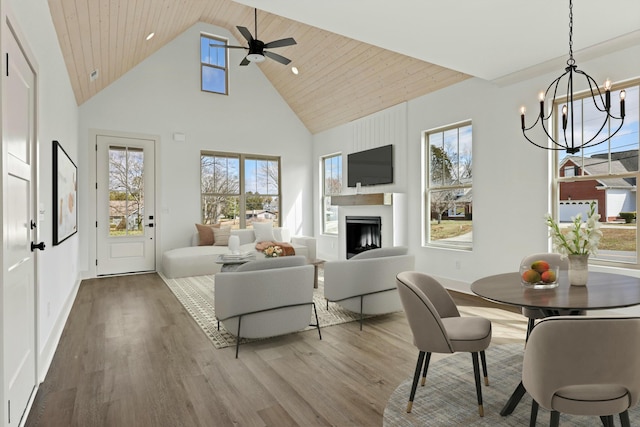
215 256 321 357
162 227 317 278
323 246 415 330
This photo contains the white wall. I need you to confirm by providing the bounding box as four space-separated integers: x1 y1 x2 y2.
78 22 313 277
314 44 640 293
6 0 81 379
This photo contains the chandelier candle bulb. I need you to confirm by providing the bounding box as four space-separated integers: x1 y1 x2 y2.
539 92 545 117
520 107 526 129
621 90 626 117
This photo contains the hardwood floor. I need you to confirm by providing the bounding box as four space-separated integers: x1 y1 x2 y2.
25 273 526 427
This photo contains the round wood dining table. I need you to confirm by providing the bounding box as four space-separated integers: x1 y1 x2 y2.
471 270 640 416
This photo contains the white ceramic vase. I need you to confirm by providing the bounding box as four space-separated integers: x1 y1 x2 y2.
228 235 240 254
568 254 589 286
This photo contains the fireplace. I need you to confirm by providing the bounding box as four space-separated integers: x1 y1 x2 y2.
346 216 382 259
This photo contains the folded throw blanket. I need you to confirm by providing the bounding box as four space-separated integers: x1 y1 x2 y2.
255 241 296 256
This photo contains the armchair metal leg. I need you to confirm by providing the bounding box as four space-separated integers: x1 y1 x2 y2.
235 316 242 358
550 410 560 427
407 351 426 413
312 303 322 340
359 296 364 331
529 400 538 427
471 352 484 417
480 350 489 386
420 352 431 386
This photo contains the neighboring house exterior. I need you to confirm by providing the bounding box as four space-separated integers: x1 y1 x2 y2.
559 151 637 222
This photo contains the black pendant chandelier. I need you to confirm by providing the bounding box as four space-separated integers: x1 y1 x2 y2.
520 0 626 154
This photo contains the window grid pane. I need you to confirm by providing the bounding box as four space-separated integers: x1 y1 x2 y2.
201 152 280 229
555 81 640 266
322 154 342 235
200 34 228 95
425 123 473 249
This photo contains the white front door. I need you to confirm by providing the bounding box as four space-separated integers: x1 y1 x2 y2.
2 20 37 426
96 135 156 275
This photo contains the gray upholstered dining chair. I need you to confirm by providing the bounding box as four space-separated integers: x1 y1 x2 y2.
523 316 640 427
396 271 492 416
520 253 578 339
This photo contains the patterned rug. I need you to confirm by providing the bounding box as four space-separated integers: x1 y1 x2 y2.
384 343 640 426
158 269 371 349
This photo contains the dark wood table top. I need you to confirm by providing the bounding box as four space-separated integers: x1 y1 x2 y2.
471 271 640 311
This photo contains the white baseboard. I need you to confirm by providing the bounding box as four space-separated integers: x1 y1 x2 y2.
37 277 81 382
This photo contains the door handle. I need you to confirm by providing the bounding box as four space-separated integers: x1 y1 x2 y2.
31 241 45 251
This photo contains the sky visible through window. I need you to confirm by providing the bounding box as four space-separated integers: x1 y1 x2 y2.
201 35 227 94
557 85 639 164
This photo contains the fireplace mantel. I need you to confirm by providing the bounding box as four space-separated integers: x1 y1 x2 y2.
331 193 394 206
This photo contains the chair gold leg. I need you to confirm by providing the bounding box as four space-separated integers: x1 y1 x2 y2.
406 401 413 413
484 375 489 386
421 377 426 386
479 404 484 417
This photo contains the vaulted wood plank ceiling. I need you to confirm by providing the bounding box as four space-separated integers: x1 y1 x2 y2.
47 0 470 134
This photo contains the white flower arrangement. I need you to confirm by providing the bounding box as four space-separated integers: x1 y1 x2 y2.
263 245 283 258
545 201 602 256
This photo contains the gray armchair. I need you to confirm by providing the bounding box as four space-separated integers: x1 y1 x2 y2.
323 247 414 330
523 316 640 426
215 256 321 357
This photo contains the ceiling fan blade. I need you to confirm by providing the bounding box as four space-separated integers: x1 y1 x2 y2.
239 56 251 66
237 26 254 43
264 38 297 49
263 50 291 65
210 44 247 49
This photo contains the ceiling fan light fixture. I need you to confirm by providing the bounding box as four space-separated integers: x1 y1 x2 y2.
247 53 265 63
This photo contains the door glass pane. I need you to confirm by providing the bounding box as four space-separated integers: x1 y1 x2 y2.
109 146 144 236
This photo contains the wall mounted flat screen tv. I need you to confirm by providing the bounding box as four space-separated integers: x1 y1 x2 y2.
347 144 393 187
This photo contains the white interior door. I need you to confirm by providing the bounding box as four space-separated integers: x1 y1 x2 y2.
3 20 37 426
96 135 156 275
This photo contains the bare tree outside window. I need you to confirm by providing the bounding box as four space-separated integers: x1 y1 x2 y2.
323 154 342 234
201 152 280 229
109 147 144 236
425 123 473 248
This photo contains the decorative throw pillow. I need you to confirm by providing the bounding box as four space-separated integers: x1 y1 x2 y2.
195 223 220 246
253 221 276 243
213 227 231 246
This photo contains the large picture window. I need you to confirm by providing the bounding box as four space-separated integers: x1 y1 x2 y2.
554 80 639 267
425 122 473 249
322 154 342 234
201 34 228 95
201 152 281 229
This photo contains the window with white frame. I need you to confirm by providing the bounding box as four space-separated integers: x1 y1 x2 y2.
425 122 473 249
322 154 342 234
200 34 228 95
554 79 639 267
201 151 281 229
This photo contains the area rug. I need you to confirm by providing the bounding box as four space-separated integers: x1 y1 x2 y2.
384 343 640 426
158 270 373 349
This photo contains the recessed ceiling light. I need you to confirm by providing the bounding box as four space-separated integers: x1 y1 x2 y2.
145 32 155 41
291 66 299 75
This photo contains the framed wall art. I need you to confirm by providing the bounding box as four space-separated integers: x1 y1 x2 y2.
52 140 78 245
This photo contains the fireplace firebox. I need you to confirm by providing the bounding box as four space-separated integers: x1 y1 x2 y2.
345 216 382 259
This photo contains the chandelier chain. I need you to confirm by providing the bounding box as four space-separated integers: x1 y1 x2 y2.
567 0 574 66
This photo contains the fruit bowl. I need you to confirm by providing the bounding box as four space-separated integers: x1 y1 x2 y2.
520 263 559 289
